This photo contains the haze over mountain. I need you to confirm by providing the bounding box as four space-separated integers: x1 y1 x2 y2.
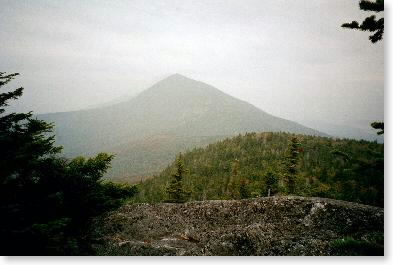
298 119 384 143
39 74 325 179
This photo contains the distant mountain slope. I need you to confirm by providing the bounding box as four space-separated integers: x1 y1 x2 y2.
38 74 325 178
135 132 383 207
106 134 228 181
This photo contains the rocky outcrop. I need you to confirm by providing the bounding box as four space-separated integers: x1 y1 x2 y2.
90 196 383 256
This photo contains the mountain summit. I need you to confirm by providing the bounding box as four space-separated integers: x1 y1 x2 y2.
39 75 324 178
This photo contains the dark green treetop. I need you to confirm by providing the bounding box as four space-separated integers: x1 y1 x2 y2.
166 153 190 203
0 72 62 184
342 0 384 43
283 136 302 194
371 122 384 135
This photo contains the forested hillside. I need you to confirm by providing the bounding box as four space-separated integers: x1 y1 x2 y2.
135 132 383 207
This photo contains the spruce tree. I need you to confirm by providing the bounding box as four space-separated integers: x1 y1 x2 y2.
166 153 190 203
0 72 62 184
342 0 384 43
264 171 278 197
283 136 301 194
0 72 137 255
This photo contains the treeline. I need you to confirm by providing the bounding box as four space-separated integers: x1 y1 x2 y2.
0 73 137 255
135 132 383 207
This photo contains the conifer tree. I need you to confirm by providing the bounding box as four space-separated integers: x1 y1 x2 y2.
283 137 301 194
264 171 278 197
342 0 384 43
0 72 137 255
0 72 62 184
166 153 190 203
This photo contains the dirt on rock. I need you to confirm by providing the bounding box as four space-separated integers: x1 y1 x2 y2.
90 196 384 256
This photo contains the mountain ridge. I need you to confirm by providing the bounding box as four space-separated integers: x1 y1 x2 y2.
38 74 326 178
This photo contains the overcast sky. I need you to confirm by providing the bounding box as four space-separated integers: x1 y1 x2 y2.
0 0 383 124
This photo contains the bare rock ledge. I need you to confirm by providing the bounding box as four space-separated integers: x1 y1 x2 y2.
90 196 383 256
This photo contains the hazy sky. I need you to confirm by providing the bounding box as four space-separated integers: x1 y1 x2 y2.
0 0 383 124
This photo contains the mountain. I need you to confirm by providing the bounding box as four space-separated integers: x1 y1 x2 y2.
135 132 383 207
38 74 325 179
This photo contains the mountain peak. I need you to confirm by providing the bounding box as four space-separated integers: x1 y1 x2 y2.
163 73 195 82
148 73 213 95
142 73 238 103
169 73 188 78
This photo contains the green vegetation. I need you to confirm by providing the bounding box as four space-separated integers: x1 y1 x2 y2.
264 171 279 197
0 72 137 255
283 136 301 194
134 132 383 206
329 235 383 256
165 153 190 203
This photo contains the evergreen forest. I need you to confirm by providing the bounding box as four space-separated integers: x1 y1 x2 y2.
135 132 383 207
